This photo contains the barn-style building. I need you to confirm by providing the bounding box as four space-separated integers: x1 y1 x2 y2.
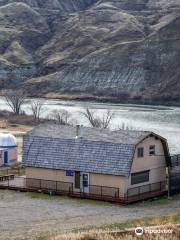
22 124 170 202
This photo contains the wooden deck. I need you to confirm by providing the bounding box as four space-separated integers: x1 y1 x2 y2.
0 177 167 204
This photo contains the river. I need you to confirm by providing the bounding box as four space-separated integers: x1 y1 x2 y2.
0 97 179 155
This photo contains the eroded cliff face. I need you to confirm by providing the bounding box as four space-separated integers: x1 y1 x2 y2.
0 0 180 104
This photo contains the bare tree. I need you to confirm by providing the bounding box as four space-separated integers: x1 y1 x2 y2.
4 89 26 115
116 122 136 130
30 100 44 122
81 108 114 129
51 109 72 125
101 110 115 129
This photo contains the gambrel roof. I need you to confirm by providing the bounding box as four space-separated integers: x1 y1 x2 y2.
27 123 152 145
23 123 168 176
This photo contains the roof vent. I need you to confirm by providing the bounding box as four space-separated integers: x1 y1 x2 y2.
76 125 80 139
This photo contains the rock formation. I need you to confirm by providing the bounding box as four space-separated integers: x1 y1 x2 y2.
0 0 180 105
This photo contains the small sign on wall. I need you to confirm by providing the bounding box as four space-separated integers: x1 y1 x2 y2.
66 170 74 177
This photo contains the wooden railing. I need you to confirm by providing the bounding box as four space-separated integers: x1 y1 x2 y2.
0 177 167 203
126 181 167 203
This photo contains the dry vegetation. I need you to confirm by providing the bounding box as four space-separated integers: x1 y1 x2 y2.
46 229 179 240
0 190 179 240
38 216 180 240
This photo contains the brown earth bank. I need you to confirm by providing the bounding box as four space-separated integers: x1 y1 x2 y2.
33 92 180 107
0 1 180 106
1 91 180 108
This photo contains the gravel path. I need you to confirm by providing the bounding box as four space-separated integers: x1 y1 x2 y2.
0 190 179 240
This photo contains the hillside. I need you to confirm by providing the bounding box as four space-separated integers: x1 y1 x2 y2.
0 0 180 105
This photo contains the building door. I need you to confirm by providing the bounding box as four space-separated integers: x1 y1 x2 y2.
4 151 8 165
81 173 89 193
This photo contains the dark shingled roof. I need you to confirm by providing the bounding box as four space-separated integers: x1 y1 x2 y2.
22 124 154 176
28 123 151 145
23 136 135 176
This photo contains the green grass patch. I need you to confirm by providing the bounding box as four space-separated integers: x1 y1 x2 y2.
26 192 112 206
26 192 180 206
26 192 69 201
142 194 180 205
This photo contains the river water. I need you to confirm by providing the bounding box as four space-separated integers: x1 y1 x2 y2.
0 97 179 155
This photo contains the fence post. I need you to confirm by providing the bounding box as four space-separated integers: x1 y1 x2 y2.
24 178 26 189
115 188 119 200
72 183 73 194
56 181 57 193
101 186 103 198
167 166 171 198
127 190 129 202
117 188 119 199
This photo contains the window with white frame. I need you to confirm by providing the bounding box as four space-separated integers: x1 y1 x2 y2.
149 145 155 155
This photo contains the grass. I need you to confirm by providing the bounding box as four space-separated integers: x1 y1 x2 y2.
26 191 180 206
101 215 180 230
72 215 180 234
26 192 112 206
36 215 180 240
23 192 180 240
143 194 180 205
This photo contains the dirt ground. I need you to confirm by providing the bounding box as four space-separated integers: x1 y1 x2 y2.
0 191 179 240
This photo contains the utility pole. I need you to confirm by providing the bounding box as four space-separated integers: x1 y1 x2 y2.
167 165 171 199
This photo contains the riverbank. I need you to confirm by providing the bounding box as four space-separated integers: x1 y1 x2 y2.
1 91 179 108
42 92 180 108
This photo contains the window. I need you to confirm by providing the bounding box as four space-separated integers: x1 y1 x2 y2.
131 170 150 185
137 147 144 158
75 171 80 189
149 145 155 155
